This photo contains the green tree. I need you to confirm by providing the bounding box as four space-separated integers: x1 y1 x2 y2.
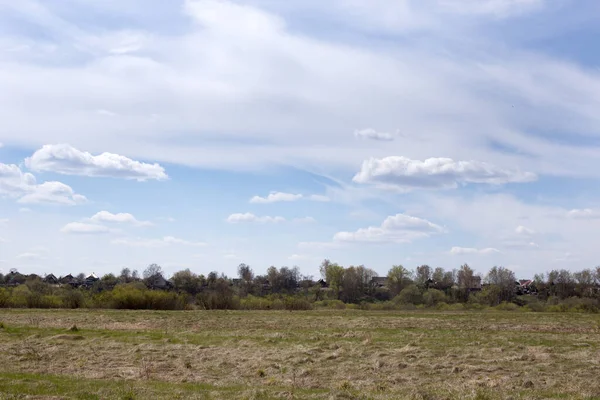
387 265 413 297
321 261 344 300
484 266 516 304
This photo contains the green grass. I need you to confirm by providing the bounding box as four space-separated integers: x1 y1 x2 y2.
0 309 599 399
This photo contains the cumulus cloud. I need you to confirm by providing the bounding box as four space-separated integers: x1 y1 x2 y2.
18 182 87 205
61 222 110 234
353 156 537 191
25 144 168 181
450 246 501 255
354 128 395 141
333 213 445 243
1 163 86 205
112 236 206 247
250 192 329 204
226 213 286 223
567 209 600 220
90 211 152 227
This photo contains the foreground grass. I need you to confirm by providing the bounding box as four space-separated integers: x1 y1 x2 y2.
0 309 599 399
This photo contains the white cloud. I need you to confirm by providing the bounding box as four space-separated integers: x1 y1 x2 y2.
90 211 152 227
567 209 600 220
112 236 206 247
333 213 445 243
353 156 537 191
354 128 395 141
450 246 501 255
250 192 329 204
18 182 87 205
25 144 168 181
515 225 535 236
61 222 110 235
226 213 286 223
1 163 86 205
250 192 302 204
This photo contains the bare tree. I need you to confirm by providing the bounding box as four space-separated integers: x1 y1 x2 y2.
143 264 163 279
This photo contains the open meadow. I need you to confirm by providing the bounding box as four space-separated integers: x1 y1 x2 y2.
0 309 599 400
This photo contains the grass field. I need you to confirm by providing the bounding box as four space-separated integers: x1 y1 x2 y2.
0 309 599 399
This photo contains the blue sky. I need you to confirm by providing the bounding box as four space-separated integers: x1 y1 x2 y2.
1 0 600 279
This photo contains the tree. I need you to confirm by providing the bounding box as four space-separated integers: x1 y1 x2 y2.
457 264 477 301
238 264 254 282
432 267 455 292
320 260 344 299
573 269 595 297
143 264 163 279
171 269 203 295
484 266 516 304
387 265 413 297
237 263 254 297
119 268 132 283
415 265 432 286
395 284 424 305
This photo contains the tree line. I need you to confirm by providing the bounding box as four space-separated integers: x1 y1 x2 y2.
1 261 600 312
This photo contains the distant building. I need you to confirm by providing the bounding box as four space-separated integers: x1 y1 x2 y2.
43 274 59 285
370 277 388 288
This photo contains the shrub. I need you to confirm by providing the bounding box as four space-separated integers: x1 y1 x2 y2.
495 302 519 311
423 289 446 307
60 289 85 309
0 288 9 308
283 296 313 310
393 285 423 305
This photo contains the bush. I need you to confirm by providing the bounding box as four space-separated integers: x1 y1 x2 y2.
393 285 424 305
423 289 446 307
495 302 519 311
283 296 313 310
0 288 9 308
60 289 85 309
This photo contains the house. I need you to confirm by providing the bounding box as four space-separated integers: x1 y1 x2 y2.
469 276 482 292
85 273 99 285
517 279 535 295
59 274 81 287
146 273 173 290
6 270 27 286
317 279 328 288
43 274 59 285
370 277 388 288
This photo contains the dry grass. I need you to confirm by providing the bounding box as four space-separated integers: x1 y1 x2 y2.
0 309 599 399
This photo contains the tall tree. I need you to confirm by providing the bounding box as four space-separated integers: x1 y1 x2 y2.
387 265 412 297
457 264 477 301
484 266 516 304
415 265 432 286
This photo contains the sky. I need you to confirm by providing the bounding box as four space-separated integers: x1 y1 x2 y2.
1 0 600 280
